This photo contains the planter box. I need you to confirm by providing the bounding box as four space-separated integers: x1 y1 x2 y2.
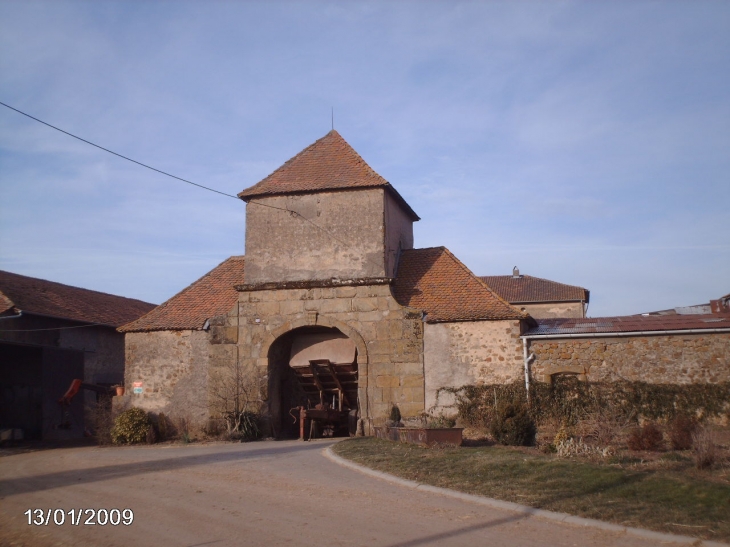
374 427 463 447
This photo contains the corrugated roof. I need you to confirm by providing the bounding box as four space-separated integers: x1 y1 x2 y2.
0 270 156 327
238 130 419 220
393 247 526 322
479 275 589 304
526 313 730 336
119 256 245 333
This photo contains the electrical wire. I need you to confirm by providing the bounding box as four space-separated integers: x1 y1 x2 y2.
0 100 239 199
0 323 107 333
1 100 389 276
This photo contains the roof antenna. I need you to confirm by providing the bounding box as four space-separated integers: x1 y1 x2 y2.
331 107 334 130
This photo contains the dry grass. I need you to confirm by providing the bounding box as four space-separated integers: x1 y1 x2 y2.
334 437 730 542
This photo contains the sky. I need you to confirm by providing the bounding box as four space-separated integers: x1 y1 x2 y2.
0 1 728 317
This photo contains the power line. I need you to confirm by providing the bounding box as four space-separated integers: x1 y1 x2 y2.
0 322 107 332
2 100 388 274
0 100 240 199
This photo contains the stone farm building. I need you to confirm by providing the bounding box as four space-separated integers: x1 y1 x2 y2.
480 268 589 318
0 270 155 439
119 130 730 437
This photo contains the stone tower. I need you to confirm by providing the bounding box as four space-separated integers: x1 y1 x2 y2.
238 130 419 285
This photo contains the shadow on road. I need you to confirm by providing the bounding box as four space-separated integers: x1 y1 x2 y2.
383 513 531 547
0 441 330 497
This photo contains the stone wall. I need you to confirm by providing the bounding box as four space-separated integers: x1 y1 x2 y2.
123 330 210 429
517 301 585 319
244 189 391 284
232 281 425 432
529 333 730 384
384 191 414 277
423 320 525 412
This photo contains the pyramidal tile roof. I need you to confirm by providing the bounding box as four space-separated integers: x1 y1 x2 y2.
0 270 156 327
393 247 527 322
479 275 590 304
238 130 419 220
119 256 246 332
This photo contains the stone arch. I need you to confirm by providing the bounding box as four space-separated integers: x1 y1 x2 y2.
263 315 369 373
541 365 588 385
263 315 369 439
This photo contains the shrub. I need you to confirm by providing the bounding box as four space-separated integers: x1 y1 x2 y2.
668 415 697 450
490 402 536 446
692 428 716 470
111 407 151 445
385 405 403 428
226 410 261 442
627 422 664 451
157 412 169 441
427 414 456 429
145 425 158 444
553 424 571 446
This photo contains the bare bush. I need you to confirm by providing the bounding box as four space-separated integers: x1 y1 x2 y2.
209 359 266 441
668 414 697 450
627 422 664 451
85 398 114 445
692 427 717 470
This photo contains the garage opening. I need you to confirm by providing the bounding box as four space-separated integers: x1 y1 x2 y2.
267 326 358 439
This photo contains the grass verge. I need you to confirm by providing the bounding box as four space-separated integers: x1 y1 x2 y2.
333 437 730 542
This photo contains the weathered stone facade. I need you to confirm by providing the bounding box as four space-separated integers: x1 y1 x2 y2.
529 333 730 384
244 189 414 284
216 281 425 434
516 301 584 319
123 330 210 427
424 320 525 411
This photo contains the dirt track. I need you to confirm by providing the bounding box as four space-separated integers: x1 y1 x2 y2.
0 439 711 546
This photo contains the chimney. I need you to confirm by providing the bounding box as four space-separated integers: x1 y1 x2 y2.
512 266 520 278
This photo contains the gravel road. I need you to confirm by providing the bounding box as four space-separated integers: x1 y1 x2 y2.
0 439 710 547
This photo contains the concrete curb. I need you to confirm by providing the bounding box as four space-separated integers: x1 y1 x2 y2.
324 446 728 547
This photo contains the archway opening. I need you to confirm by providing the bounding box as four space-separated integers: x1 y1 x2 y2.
267 326 358 439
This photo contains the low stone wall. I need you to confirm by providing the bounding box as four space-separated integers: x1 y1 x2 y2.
424 320 524 412
530 332 730 384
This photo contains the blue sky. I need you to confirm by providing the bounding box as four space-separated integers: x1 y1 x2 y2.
1 1 728 317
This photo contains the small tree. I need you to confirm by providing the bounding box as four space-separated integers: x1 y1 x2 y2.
209 359 265 441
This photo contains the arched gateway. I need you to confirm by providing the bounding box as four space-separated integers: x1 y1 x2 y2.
265 320 368 439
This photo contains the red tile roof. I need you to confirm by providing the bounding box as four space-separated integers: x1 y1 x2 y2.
479 275 589 304
393 247 527 322
119 256 245 333
238 130 419 220
0 270 156 327
526 313 730 336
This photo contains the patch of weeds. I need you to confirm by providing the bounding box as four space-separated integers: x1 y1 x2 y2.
334 437 730 542
660 452 691 463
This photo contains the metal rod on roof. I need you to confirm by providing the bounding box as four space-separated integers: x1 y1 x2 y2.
521 327 730 340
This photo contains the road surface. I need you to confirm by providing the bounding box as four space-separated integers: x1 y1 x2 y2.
0 439 710 546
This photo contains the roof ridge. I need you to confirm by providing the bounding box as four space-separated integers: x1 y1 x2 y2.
119 255 244 332
441 249 528 319
403 246 446 252
238 130 387 200
480 274 588 291
118 255 246 333
0 269 154 306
